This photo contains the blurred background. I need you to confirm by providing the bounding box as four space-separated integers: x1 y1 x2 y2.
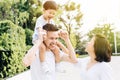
0 0 120 79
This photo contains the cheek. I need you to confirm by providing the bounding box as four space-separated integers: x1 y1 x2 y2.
85 44 94 52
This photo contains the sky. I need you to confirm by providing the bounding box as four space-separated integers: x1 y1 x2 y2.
55 0 120 35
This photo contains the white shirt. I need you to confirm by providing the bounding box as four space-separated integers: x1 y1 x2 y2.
32 15 54 43
76 57 113 80
30 50 64 80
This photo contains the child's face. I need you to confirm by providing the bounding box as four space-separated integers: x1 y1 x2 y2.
44 9 56 20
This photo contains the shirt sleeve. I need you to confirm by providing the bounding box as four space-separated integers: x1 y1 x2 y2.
32 18 43 44
35 18 43 30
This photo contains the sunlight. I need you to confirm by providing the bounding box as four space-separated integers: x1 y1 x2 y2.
55 0 120 34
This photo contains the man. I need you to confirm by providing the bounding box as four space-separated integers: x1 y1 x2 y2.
23 23 77 80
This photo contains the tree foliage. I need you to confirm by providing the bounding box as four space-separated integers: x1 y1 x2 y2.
0 20 27 78
57 1 83 48
0 0 43 30
87 23 115 53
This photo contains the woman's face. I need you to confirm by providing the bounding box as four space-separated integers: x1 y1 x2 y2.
85 37 95 55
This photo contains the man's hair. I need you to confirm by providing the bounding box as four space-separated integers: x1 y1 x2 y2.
43 1 58 10
94 34 112 62
43 23 59 31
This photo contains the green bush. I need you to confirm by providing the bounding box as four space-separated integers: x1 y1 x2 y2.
0 20 27 78
25 28 33 46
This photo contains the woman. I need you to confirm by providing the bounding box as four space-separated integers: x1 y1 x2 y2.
76 34 113 80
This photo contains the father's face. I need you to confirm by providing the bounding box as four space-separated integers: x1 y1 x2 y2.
44 31 59 50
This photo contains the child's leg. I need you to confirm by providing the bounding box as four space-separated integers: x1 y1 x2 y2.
39 43 50 73
39 42 46 62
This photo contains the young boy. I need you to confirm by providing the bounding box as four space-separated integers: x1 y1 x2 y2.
32 0 58 44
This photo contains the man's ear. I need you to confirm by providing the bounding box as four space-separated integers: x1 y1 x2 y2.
43 31 47 41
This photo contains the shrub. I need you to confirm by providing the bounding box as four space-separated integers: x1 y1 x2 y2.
25 28 33 46
0 20 27 78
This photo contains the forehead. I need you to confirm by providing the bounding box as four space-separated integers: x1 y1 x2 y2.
47 31 59 37
45 9 56 13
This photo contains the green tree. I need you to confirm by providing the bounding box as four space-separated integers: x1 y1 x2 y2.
57 1 83 48
87 23 115 53
0 0 43 30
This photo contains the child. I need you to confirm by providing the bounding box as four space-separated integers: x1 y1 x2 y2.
32 0 58 44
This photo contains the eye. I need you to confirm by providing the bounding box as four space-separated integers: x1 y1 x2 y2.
56 37 58 40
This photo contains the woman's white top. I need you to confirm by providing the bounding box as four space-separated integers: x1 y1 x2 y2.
76 57 113 80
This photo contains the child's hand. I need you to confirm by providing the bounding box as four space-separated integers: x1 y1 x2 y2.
38 28 47 42
51 45 61 63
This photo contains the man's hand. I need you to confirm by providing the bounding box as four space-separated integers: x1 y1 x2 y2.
59 30 69 41
35 28 47 45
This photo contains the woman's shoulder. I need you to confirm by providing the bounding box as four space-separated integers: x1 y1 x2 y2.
98 62 112 72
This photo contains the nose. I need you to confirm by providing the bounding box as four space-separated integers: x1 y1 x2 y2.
53 39 57 43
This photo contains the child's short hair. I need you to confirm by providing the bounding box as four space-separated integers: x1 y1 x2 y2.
43 0 58 10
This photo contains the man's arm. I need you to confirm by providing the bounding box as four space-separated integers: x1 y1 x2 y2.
59 31 78 63
56 41 69 54
23 28 45 67
22 42 40 67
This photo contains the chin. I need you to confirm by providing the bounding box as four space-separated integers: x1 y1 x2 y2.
49 46 56 50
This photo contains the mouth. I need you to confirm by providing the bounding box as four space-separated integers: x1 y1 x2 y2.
49 43 56 50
